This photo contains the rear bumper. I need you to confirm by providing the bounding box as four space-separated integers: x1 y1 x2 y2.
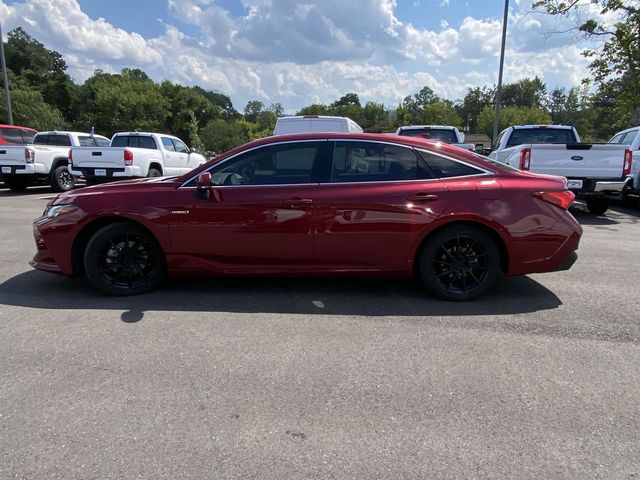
0 163 48 176
69 165 144 178
593 178 631 193
568 177 631 196
554 250 578 272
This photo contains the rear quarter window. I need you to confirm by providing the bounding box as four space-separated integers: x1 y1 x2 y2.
418 150 486 178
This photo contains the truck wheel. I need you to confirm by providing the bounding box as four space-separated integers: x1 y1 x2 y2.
5 177 30 192
586 197 609 215
418 225 501 301
50 165 75 192
147 168 161 178
84 222 166 296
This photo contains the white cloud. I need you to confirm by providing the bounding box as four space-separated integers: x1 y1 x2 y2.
0 0 606 112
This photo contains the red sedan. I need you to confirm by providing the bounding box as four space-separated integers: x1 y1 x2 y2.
31 133 581 300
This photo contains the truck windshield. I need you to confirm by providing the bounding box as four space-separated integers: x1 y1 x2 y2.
506 128 577 147
398 128 458 144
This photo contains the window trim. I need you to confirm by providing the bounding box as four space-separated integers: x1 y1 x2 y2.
415 148 495 179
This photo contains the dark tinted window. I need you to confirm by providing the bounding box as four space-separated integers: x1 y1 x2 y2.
33 134 49 145
331 142 421 183
506 128 577 147
20 129 36 144
398 128 458 143
0 127 25 144
49 134 72 146
206 142 321 186
418 150 485 178
111 135 157 149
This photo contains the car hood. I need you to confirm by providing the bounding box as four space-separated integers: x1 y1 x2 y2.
52 177 180 205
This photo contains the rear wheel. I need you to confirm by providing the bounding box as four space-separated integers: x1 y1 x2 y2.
147 168 161 178
585 197 609 215
419 225 501 301
50 165 75 192
84 222 166 296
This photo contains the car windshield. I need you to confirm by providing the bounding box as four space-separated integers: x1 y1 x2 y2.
506 128 577 147
398 128 458 143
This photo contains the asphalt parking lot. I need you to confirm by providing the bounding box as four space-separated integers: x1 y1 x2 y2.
1 186 640 479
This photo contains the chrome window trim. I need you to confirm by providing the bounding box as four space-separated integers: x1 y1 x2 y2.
179 139 328 188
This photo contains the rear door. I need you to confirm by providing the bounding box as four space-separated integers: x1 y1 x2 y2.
313 140 450 271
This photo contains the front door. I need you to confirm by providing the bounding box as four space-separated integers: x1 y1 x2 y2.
168 140 329 272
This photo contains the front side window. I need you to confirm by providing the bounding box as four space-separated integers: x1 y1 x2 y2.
161 137 176 151
172 139 190 153
331 142 421 183
621 130 638 146
204 142 321 186
418 150 486 178
608 133 624 144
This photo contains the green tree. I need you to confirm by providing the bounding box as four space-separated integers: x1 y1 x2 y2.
243 100 265 122
501 77 548 109
477 105 552 137
456 86 495 132
160 81 220 141
297 104 328 115
200 118 254 153
422 100 462 127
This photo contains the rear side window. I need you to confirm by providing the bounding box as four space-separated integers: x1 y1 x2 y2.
20 129 36 144
161 137 176 151
506 128 577 147
331 142 422 183
418 150 485 178
0 127 25 144
111 136 157 149
398 128 458 144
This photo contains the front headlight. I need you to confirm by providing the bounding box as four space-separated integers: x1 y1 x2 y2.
45 203 79 219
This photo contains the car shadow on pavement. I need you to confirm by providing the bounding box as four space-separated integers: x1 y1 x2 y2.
570 202 640 226
0 270 562 319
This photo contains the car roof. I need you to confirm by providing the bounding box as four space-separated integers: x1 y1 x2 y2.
36 131 109 138
511 125 574 130
397 125 457 130
0 124 37 131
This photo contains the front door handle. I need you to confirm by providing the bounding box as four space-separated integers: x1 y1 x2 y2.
284 197 313 207
407 193 439 203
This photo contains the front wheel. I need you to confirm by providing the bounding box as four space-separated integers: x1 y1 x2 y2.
418 225 501 301
84 222 166 296
585 197 609 215
51 165 75 192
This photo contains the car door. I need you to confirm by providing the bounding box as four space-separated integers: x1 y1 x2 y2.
313 140 450 271
168 140 330 271
171 138 191 172
160 137 179 175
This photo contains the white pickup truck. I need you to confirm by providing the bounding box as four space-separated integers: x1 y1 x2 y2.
69 132 206 184
489 125 632 215
0 130 110 192
395 125 476 151
608 125 640 204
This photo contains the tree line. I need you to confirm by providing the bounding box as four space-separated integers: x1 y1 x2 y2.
1 0 638 153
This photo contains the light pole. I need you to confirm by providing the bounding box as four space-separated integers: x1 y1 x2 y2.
0 22 13 125
492 0 509 143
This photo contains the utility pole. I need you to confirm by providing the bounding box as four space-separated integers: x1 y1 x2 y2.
0 22 13 125
492 0 509 143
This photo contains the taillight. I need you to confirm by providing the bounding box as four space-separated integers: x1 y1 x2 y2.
24 148 35 163
124 149 134 166
623 148 632 176
533 190 575 210
519 148 531 171
68 149 72 165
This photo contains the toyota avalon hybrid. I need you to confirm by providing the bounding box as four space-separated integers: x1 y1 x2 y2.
31 133 582 300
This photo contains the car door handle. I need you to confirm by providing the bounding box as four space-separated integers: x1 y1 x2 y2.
407 193 439 203
284 197 313 207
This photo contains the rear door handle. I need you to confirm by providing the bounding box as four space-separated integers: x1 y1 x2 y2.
407 193 439 203
284 197 313 207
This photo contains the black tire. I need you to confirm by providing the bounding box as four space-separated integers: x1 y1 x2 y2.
418 225 501 301
5 177 30 192
585 197 609 215
147 168 162 178
85 177 100 187
84 222 166 296
50 165 75 192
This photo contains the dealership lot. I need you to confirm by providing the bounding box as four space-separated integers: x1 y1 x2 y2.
1 188 640 478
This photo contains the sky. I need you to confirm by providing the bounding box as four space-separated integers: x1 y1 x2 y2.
0 0 613 113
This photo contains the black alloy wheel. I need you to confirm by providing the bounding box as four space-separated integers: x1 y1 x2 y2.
84 223 166 295
51 165 75 192
419 225 500 301
147 168 162 177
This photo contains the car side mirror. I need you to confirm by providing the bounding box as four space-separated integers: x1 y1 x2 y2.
196 172 212 199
